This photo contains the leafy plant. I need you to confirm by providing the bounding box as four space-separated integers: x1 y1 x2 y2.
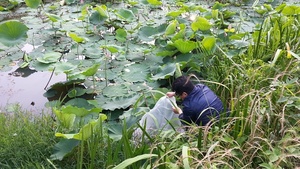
0 20 28 47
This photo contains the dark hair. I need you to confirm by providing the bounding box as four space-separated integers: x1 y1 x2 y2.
172 76 195 95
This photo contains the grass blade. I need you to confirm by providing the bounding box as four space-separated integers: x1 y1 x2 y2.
112 154 158 169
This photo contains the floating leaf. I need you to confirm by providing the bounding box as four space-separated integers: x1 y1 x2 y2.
191 16 211 31
103 84 129 97
60 105 102 117
101 94 141 111
90 5 108 24
101 45 124 53
82 63 100 76
173 39 196 54
166 10 185 17
151 63 176 80
0 20 28 47
116 9 135 21
68 32 86 43
46 13 61 22
89 11 107 24
122 63 149 82
25 0 41 9
116 28 127 42
54 62 77 74
138 24 167 41
165 20 177 36
147 0 162 6
37 52 61 64
67 87 87 98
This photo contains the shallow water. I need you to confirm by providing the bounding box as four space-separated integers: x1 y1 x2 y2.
0 66 65 114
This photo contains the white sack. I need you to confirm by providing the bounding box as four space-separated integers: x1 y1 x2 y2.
133 96 182 139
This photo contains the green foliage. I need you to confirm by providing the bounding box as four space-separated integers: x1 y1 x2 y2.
0 105 56 168
25 0 41 9
0 0 300 168
0 20 28 47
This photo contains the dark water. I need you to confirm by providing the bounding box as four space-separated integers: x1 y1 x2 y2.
0 68 65 114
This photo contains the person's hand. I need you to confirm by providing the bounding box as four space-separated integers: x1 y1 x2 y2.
172 107 182 114
166 92 176 98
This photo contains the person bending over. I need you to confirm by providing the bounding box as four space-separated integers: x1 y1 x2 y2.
166 75 225 126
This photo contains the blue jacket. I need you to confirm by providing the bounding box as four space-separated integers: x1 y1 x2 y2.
179 84 224 126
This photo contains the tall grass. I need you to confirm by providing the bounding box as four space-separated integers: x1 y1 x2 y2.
1 3 300 169
0 104 56 169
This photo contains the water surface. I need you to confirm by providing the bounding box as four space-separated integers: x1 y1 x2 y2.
0 68 65 114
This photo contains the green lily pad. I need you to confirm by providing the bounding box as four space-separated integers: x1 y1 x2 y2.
138 24 167 42
68 32 86 43
54 62 77 74
67 87 87 98
101 94 141 111
173 39 196 54
36 52 61 64
151 63 176 80
0 20 29 47
25 0 41 9
201 36 216 53
82 63 100 76
191 16 211 31
102 84 130 97
89 10 108 25
147 0 162 5
46 13 61 23
122 63 149 82
115 9 135 21
50 139 79 161
116 28 127 42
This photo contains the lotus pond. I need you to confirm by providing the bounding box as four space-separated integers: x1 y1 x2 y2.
0 0 300 168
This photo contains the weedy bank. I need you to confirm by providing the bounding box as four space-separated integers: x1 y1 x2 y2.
0 0 299 168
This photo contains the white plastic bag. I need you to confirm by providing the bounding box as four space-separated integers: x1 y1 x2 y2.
133 96 182 139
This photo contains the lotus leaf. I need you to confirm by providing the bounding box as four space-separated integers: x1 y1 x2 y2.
122 63 149 82
191 17 211 31
147 0 162 6
25 0 41 9
151 63 176 80
54 62 77 74
138 24 167 41
201 36 216 53
282 5 300 15
67 87 87 98
101 45 124 53
53 107 76 129
100 94 141 111
165 20 177 36
82 63 100 76
46 13 61 23
0 20 29 47
102 84 130 97
166 10 185 18
68 32 86 43
173 39 196 54
60 105 102 117
50 139 79 160
116 28 127 42
116 9 135 21
89 11 108 25
37 52 61 64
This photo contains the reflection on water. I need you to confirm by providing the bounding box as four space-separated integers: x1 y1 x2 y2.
0 67 65 114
